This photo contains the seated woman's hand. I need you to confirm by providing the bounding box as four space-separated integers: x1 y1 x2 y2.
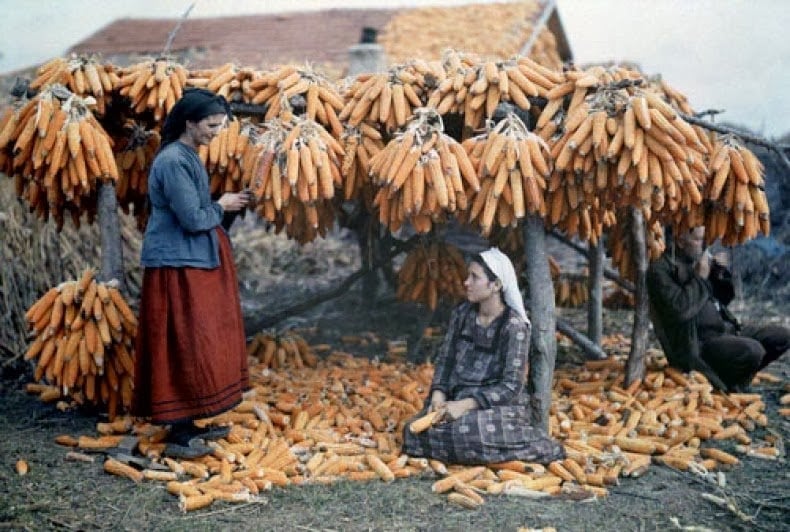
428 390 446 413
441 398 478 422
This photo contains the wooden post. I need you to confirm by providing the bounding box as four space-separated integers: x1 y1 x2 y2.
359 213 378 300
625 208 649 386
522 214 556 433
97 181 125 289
587 240 604 346
347 29 387 303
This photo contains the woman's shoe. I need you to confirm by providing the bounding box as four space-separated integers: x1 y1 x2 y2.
192 425 231 441
164 441 213 459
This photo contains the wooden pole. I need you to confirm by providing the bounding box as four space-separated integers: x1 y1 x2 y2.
359 212 379 300
347 32 388 304
97 181 125 289
625 208 649 386
587 240 604 346
523 214 556 433
556 317 606 360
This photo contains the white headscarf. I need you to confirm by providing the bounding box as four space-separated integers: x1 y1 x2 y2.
479 247 529 323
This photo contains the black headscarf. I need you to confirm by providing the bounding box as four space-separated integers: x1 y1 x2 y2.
160 88 231 147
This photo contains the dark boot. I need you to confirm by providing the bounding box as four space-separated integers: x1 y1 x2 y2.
164 442 213 459
164 421 213 458
191 425 231 441
165 421 200 446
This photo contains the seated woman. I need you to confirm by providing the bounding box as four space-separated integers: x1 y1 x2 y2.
402 248 565 465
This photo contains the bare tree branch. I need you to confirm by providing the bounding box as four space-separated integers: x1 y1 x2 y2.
162 3 195 57
244 237 415 332
679 112 790 172
556 317 606 360
693 109 726 119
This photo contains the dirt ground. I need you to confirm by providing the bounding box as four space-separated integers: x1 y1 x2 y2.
1 233 789 531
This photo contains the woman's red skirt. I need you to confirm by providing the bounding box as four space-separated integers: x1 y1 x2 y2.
132 228 249 423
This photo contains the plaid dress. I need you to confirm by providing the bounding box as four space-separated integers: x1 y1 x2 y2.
402 302 565 465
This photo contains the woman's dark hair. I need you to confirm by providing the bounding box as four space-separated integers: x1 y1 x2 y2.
471 253 498 282
160 88 231 147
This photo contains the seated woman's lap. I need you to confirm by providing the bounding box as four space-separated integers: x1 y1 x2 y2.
402 405 564 465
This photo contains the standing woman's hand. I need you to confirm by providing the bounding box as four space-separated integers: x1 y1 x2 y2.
217 191 251 213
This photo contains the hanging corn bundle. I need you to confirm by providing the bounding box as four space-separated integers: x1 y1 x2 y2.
427 50 553 132
1 85 117 229
554 274 590 308
338 61 442 201
113 120 160 228
28 55 119 115
461 112 550 236
187 63 259 104
535 65 643 142
116 57 188 121
340 122 385 203
250 117 343 244
197 117 263 194
22 268 137 420
541 65 767 247
340 60 442 134
538 68 633 243
552 82 708 222
608 214 666 281
544 170 618 246
486 225 525 266
702 135 769 245
243 64 345 137
396 240 468 310
369 107 480 234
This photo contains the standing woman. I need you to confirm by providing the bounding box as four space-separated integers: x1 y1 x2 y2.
402 248 564 465
132 88 251 458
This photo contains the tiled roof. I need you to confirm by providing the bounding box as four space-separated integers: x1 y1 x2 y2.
379 1 561 66
69 9 394 70
68 2 570 73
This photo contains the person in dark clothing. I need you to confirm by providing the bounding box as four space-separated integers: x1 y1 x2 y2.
401 248 565 465
132 89 252 458
647 226 789 392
